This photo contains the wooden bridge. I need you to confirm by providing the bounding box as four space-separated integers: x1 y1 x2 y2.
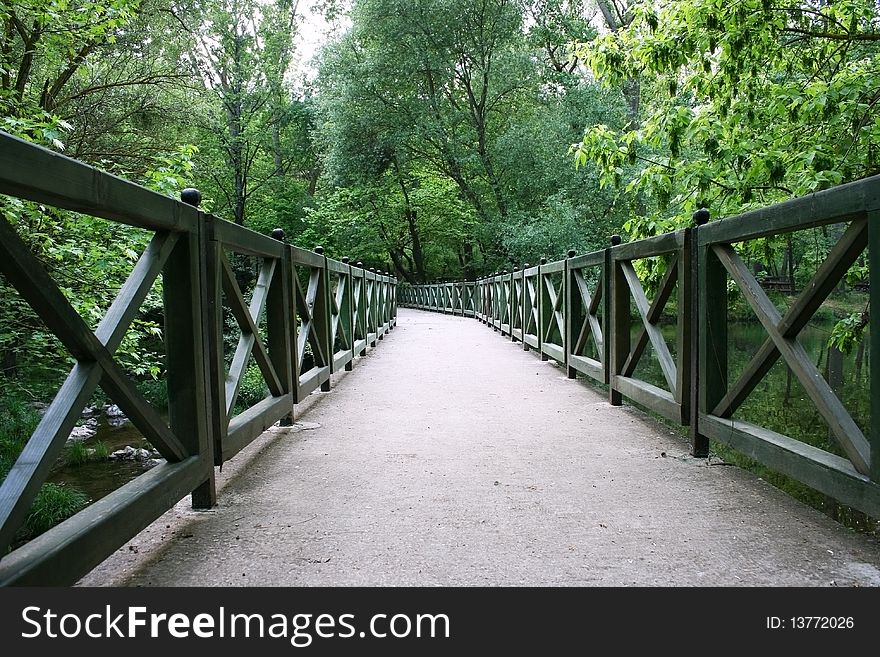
1 133 880 586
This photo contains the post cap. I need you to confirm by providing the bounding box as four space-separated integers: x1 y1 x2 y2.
314 245 324 255
271 228 285 241
524 263 530 268
342 256 350 264
610 235 622 246
693 208 710 225
513 266 519 271
568 249 577 258
356 261 363 268
180 188 201 207
540 257 547 265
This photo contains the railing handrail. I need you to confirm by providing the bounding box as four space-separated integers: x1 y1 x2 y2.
400 175 880 520
0 132 397 585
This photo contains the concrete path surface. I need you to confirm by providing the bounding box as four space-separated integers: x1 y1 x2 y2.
81 309 880 586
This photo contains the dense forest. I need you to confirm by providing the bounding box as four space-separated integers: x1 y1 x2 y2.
1 0 878 537
4 0 879 277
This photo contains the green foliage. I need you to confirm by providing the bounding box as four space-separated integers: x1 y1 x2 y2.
0 199 165 393
573 0 880 233
92 440 111 461
0 391 90 547
66 440 91 466
313 0 629 277
828 311 869 354
0 393 40 477
235 364 269 412
20 483 89 540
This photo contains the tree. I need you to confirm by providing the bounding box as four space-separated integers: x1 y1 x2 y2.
190 0 303 226
572 0 880 230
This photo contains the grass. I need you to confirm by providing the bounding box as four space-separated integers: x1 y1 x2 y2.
65 438 111 465
1 388 92 551
19 483 89 540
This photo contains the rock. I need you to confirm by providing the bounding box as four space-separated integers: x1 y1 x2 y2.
66 418 98 443
104 404 126 419
110 446 157 461
81 406 101 419
110 446 138 461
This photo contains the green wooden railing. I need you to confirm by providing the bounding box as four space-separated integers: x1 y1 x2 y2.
400 177 880 518
0 133 397 584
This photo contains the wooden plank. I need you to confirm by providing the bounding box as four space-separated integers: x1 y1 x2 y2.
290 245 325 268
620 261 677 392
294 269 325 370
565 260 580 376
266 243 295 425
613 229 685 260
202 224 227 463
689 224 705 455
96 231 179 351
0 457 207 585
221 256 283 417
569 251 604 268
163 228 215 508
699 175 880 246
223 394 295 462
541 342 565 364
99 359 190 462
699 243 728 443
713 219 868 418
714 244 871 474
602 249 611 385
0 215 188 463
700 414 880 518
613 376 680 423
334 350 354 371
297 366 331 400
677 229 692 423
621 259 678 377
213 220 285 258
0 363 102 554
540 259 566 274
569 354 604 381
871 211 880 481
589 271 604 316
0 132 200 232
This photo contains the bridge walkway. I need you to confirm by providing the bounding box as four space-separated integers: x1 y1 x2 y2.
81 309 880 586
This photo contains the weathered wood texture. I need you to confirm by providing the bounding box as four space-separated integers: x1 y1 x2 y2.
0 134 397 585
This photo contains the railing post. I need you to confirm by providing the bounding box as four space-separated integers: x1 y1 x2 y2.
609 235 625 405
565 249 578 379
172 188 215 508
315 246 332 392
688 212 706 454
511 267 519 341
523 265 531 350
678 229 693 427
342 257 355 371
695 209 725 457
356 262 367 356
869 210 879 481
269 228 295 425
539 258 549 360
